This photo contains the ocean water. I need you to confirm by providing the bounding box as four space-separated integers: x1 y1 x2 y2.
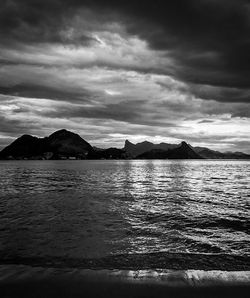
0 160 249 269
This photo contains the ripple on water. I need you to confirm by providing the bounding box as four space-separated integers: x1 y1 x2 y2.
0 160 249 260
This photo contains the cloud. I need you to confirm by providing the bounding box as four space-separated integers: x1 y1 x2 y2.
0 0 249 153
188 84 250 103
0 84 93 103
1 0 250 102
198 120 214 124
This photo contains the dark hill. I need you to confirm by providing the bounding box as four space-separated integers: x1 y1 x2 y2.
0 129 93 159
0 134 47 159
137 142 202 159
124 140 154 157
47 129 93 157
195 147 250 159
168 141 202 159
124 140 178 157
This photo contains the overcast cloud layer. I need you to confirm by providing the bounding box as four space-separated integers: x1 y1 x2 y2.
0 0 249 152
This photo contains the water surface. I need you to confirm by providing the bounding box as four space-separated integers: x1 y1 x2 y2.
0 160 249 268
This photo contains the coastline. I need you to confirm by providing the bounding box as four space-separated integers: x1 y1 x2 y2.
1 253 250 297
0 264 249 298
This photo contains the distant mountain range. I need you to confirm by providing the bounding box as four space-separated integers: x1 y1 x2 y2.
0 129 249 160
123 140 178 157
124 139 250 160
135 141 202 159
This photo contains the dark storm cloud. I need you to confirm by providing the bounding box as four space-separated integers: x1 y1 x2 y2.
0 84 92 103
33 99 179 128
113 0 250 91
231 140 250 152
188 84 250 103
0 0 94 45
44 101 141 123
0 115 38 136
1 1 250 98
231 107 250 118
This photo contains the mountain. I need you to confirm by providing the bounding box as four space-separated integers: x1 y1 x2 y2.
124 140 250 159
124 140 178 157
124 140 154 157
194 147 250 159
1 130 249 160
137 141 202 159
168 141 202 159
46 129 93 158
0 134 47 159
0 129 93 159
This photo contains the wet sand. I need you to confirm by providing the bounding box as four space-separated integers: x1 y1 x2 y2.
0 265 249 298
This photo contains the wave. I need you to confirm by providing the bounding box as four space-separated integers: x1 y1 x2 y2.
206 218 249 234
145 213 249 233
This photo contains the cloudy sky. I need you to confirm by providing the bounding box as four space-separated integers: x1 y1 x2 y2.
0 0 250 152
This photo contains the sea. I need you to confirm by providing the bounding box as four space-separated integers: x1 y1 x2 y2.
0 160 249 270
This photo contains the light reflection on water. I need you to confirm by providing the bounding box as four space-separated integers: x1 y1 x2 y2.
0 160 249 259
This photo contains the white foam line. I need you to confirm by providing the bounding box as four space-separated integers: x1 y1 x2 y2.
0 265 249 286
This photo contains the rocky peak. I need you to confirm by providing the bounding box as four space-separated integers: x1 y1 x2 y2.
180 141 189 148
125 139 133 146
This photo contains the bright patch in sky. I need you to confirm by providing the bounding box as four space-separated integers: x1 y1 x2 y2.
104 89 122 96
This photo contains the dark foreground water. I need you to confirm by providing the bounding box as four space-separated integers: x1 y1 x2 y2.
0 160 249 270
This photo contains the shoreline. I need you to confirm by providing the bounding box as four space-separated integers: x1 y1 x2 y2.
1 264 250 285
0 265 249 298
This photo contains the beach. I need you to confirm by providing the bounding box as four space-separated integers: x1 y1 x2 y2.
0 265 250 298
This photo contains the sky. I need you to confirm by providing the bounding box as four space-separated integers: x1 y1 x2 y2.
0 0 250 153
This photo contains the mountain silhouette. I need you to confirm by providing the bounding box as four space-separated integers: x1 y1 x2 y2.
0 129 93 159
0 129 249 160
168 141 202 159
124 140 250 159
0 134 47 158
47 129 93 158
194 147 250 159
124 140 178 157
137 141 202 159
